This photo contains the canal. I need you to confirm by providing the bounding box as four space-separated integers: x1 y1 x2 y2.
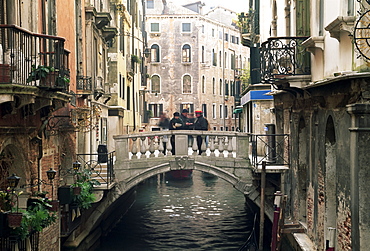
99 171 269 250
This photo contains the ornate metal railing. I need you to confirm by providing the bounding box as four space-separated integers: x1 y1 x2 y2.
77 75 92 91
260 37 311 83
0 24 69 91
76 151 116 189
249 134 290 169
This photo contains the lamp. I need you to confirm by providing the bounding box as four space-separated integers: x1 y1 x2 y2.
7 174 21 189
46 168 57 181
143 48 151 58
73 161 81 171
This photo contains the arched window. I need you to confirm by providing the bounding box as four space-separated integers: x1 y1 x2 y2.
212 78 215 94
151 75 160 93
212 49 217 66
151 44 160 62
202 76 205 93
182 44 191 62
219 79 223 95
183 74 192 93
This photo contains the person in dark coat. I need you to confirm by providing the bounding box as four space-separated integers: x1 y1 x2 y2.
180 108 194 147
193 110 209 155
169 112 184 154
158 112 170 155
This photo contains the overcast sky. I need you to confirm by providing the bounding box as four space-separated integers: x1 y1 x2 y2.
175 0 248 13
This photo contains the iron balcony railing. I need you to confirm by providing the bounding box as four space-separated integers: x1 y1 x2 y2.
260 37 311 83
0 24 69 91
249 134 290 169
77 75 92 92
76 151 116 189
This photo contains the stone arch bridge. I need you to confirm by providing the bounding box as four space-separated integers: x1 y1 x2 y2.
113 130 290 221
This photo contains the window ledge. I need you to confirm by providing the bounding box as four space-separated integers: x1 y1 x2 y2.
302 36 324 54
182 62 192 65
325 16 355 41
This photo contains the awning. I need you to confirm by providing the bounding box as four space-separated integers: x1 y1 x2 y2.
233 108 243 114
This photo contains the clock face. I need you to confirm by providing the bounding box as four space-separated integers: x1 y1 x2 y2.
354 10 370 60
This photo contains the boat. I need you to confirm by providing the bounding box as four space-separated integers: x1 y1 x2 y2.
165 170 193 179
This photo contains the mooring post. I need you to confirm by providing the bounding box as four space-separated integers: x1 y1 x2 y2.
259 161 266 251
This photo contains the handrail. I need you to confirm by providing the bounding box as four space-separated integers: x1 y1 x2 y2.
76 151 115 189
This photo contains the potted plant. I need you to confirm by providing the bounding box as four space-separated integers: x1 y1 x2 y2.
73 169 101 209
26 65 55 82
56 75 70 89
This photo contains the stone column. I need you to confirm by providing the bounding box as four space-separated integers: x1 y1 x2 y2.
347 103 370 251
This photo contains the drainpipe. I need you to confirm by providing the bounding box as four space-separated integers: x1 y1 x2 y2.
32 119 49 191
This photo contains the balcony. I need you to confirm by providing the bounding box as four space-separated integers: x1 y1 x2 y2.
260 37 311 84
0 25 70 91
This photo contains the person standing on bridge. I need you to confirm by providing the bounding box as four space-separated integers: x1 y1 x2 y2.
193 110 209 155
180 108 194 147
169 112 184 155
158 112 170 155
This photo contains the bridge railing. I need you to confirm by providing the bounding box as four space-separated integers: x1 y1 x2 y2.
114 130 250 160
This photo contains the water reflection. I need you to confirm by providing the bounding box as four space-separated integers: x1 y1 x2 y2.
99 171 256 251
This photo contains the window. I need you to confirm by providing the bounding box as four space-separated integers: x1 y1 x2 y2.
150 23 160 32
147 0 154 8
180 104 194 113
183 74 192 93
219 79 223 95
151 44 160 62
225 33 228 41
212 28 215 37
182 44 191 62
224 52 227 68
231 81 235 96
212 78 215 94
231 35 235 43
219 104 223 118
219 30 223 39
212 49 217 66
213 104 216 119
182 23 191 32
225 105 228 118
225 80 229 96
202 25 205 33
148 104 163 118
202 76 205 94
202 104 207 118
201 46 205 63
151 75 160 93
231 53 235 70
219 51 222 67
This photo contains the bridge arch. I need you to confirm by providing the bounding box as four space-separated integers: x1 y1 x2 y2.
117 158 253 196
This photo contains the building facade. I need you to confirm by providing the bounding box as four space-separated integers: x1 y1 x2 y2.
251 0 370 250
145 0 249 132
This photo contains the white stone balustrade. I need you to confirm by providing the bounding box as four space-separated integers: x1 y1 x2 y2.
114 130 250 161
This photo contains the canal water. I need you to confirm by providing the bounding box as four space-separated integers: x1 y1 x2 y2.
99 171 266 250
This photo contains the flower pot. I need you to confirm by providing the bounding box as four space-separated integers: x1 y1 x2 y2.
73 187 81 195
0 64 11 84
49 200 59 212
40 71 58 88
7 212 23 228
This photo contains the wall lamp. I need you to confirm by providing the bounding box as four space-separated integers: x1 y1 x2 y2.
20 168 57 189
7 174 21 190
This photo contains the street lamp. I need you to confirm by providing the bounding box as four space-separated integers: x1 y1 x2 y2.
7 174 21 189
46 168 57 181
73 161 81 172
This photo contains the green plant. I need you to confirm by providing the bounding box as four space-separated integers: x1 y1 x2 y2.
56 75 70 87
11 199 57 240
0 189 23 212
131 54 142 64
73 168 100 209
26 65 55 83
